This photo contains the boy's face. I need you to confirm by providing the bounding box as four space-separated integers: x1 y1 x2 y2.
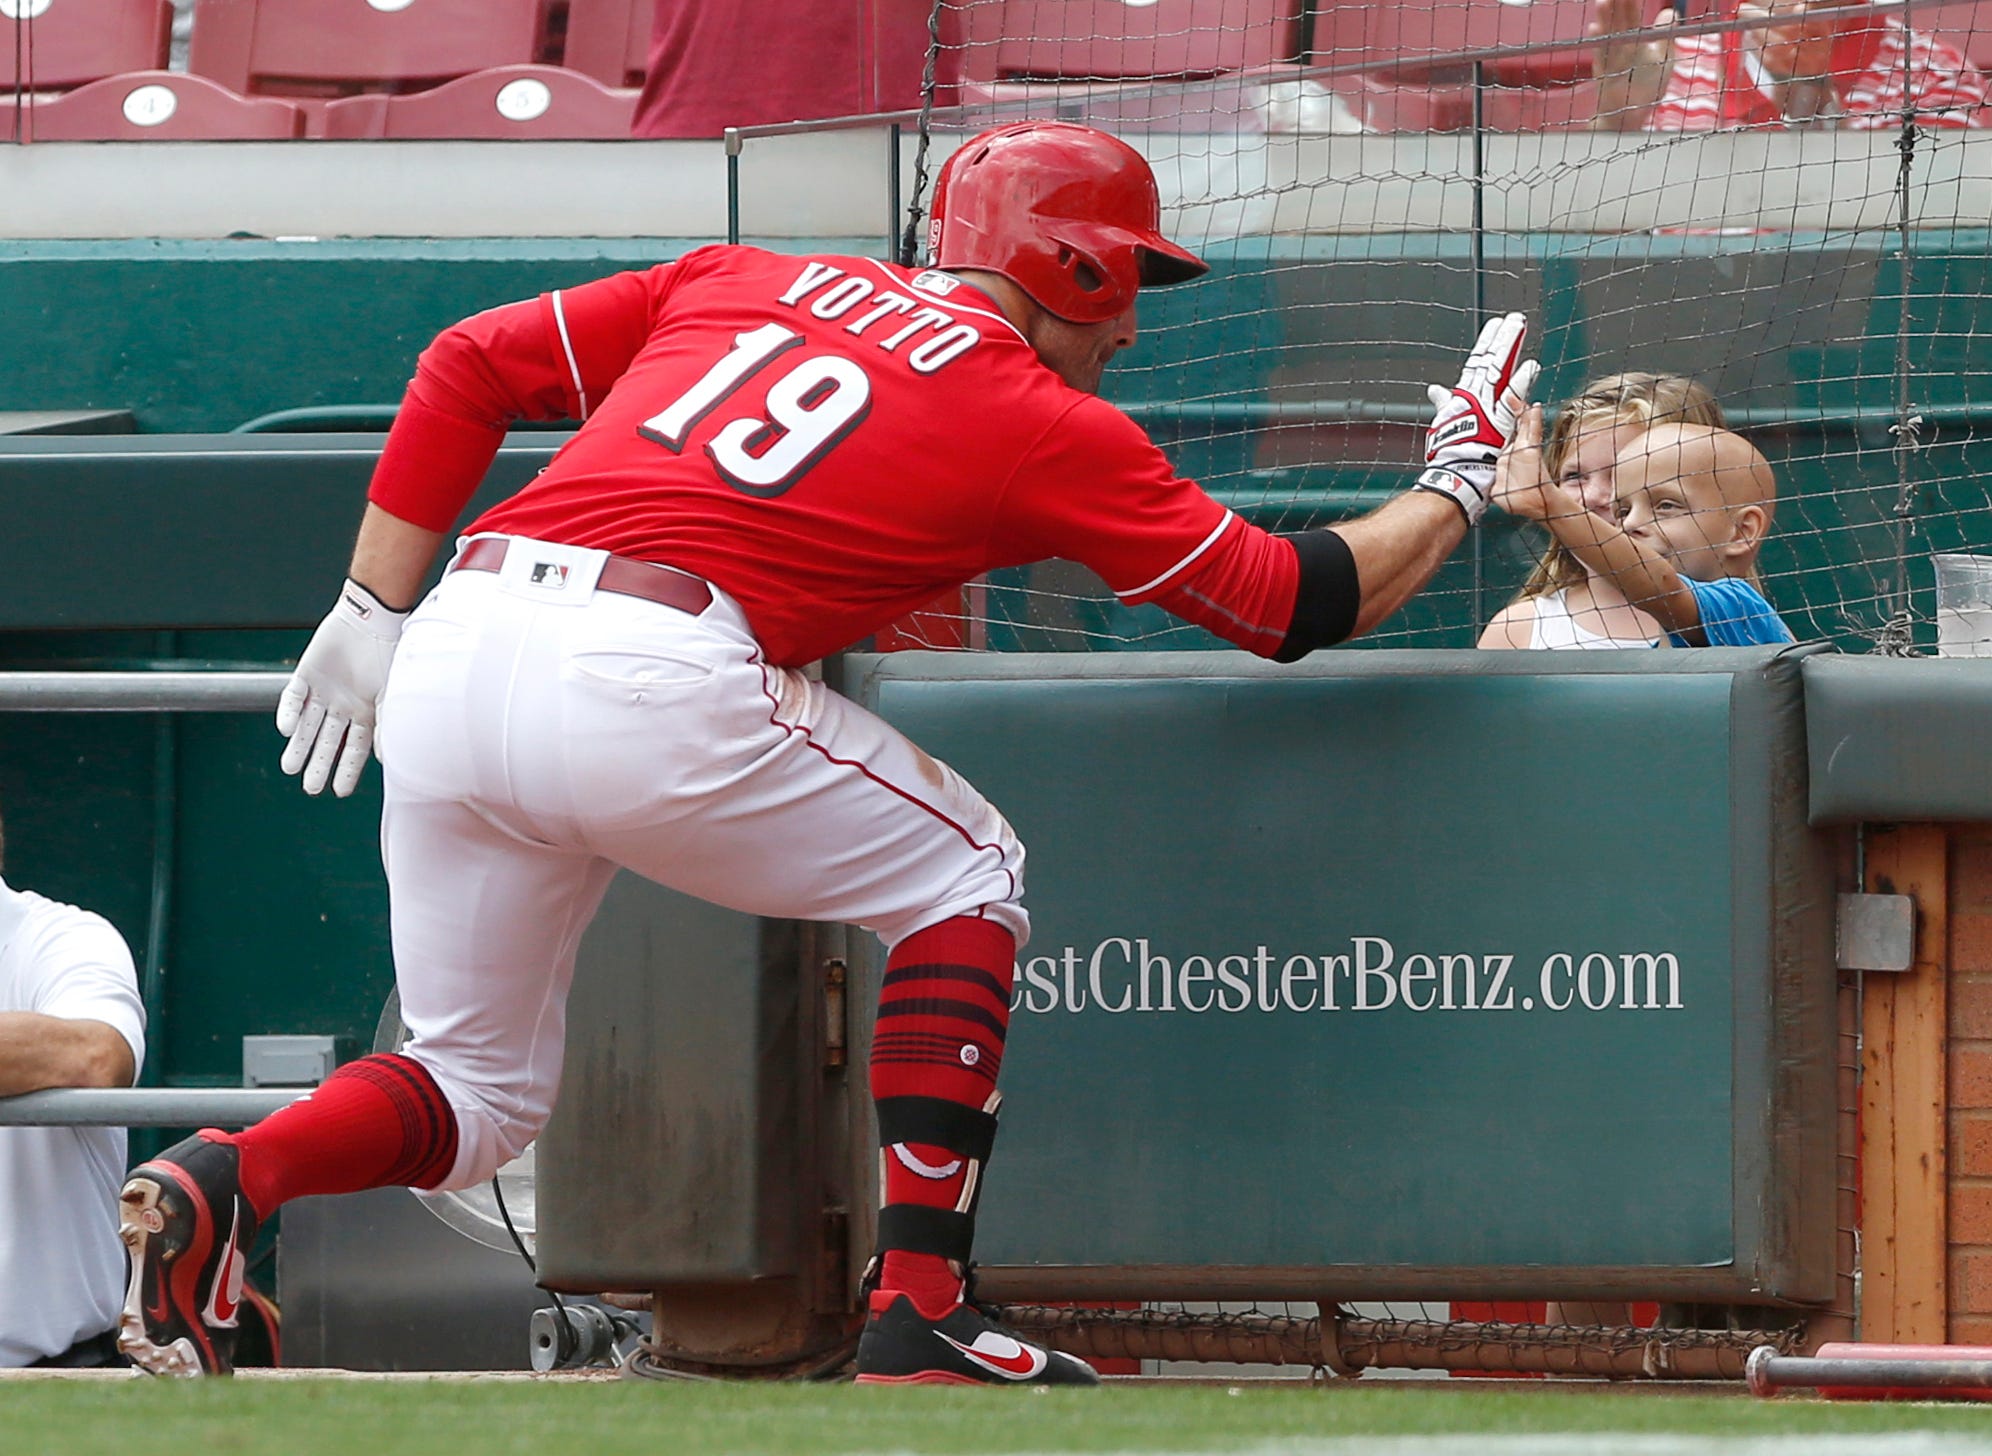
1615 455 1747 582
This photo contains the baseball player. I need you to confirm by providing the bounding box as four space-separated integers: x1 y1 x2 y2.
115 121 1536 1382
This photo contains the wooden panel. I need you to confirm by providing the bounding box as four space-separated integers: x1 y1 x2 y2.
1861 824 1950 1341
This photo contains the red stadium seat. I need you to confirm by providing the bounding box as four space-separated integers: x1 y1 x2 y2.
1 0 170 92
316 63 636 138
562 0 647 89
959 0 1304 82
187 0 551 98
2 69 304 138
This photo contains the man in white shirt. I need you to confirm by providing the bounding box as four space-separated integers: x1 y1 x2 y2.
0 807 145 1368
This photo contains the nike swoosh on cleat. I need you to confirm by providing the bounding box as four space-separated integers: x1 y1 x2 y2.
936 1329 1047 1380
125 1183 177 1329
127 1221 175 1331
202 1199 244 1328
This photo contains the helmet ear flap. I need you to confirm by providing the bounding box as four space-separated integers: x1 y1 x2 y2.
928 121 1207 324
1057 248 1112 308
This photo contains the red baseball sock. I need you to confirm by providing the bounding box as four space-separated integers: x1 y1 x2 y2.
870 915 1013 1320
201 1053 460 1220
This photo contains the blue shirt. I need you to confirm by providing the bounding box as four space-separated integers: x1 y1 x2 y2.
1672 576 1795 647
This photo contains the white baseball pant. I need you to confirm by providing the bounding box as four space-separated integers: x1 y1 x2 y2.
374 535 1028 1191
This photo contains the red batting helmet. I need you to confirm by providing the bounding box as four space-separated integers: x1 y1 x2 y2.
927 121 1208 325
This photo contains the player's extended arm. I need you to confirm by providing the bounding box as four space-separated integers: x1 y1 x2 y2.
1326 491 1472 640
1274 313 1538 655
0 1012 134 1095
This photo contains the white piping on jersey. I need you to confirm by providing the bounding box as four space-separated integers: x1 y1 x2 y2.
1120 512 1237 599
861 258 1030 346
1182 585 1283 643
549 289 590 419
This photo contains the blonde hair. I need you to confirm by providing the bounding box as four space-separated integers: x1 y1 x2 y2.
1518 372 1727 599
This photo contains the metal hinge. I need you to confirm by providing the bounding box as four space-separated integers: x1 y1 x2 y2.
823 958 848 1068
1837 893 1915 972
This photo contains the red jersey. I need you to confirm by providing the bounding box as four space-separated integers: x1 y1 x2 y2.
368 246 1299 668
1647 5 1988 130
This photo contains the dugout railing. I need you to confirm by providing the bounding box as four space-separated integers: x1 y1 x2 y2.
0 1088 297 1127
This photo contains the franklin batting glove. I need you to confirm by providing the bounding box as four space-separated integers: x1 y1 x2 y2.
277 579 409 798
1416 312 1541 526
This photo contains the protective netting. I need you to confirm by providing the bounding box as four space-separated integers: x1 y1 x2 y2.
618 1295 1809 1381
995 1300 1806 1379
897 0 1992 654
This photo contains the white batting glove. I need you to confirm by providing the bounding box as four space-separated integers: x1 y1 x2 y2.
277 580 409 798
1416 312 1541 525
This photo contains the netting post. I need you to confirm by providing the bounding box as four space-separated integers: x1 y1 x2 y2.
1881 72 1921 653
10 7 29 145
897 1 946 268
1468 60 1489 634
724 127 742 247
885 124 903 264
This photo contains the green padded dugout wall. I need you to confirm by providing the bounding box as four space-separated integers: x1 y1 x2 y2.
851 647 1837 1302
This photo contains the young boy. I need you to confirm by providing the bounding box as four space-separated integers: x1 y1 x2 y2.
1495 413 1795 646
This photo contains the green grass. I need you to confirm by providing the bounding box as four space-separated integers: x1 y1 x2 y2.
8 1380 1992 1456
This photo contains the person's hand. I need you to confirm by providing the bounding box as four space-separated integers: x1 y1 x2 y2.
1493 404 1557 521
276 579 409 797
1739 0 1844 85
1416 312 1540 526
1739 0 1853 121
1590 0 1679 124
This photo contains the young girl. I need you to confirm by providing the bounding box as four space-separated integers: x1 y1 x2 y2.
1478 373 1725 651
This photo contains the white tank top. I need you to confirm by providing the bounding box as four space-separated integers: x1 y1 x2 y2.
1527 588 1661 650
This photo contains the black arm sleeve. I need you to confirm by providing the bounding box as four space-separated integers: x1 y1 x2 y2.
1272 527 1362 662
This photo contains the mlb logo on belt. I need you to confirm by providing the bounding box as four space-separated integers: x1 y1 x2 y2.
530 562 570 588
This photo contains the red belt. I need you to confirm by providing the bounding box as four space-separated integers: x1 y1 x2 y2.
451 537 712 616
